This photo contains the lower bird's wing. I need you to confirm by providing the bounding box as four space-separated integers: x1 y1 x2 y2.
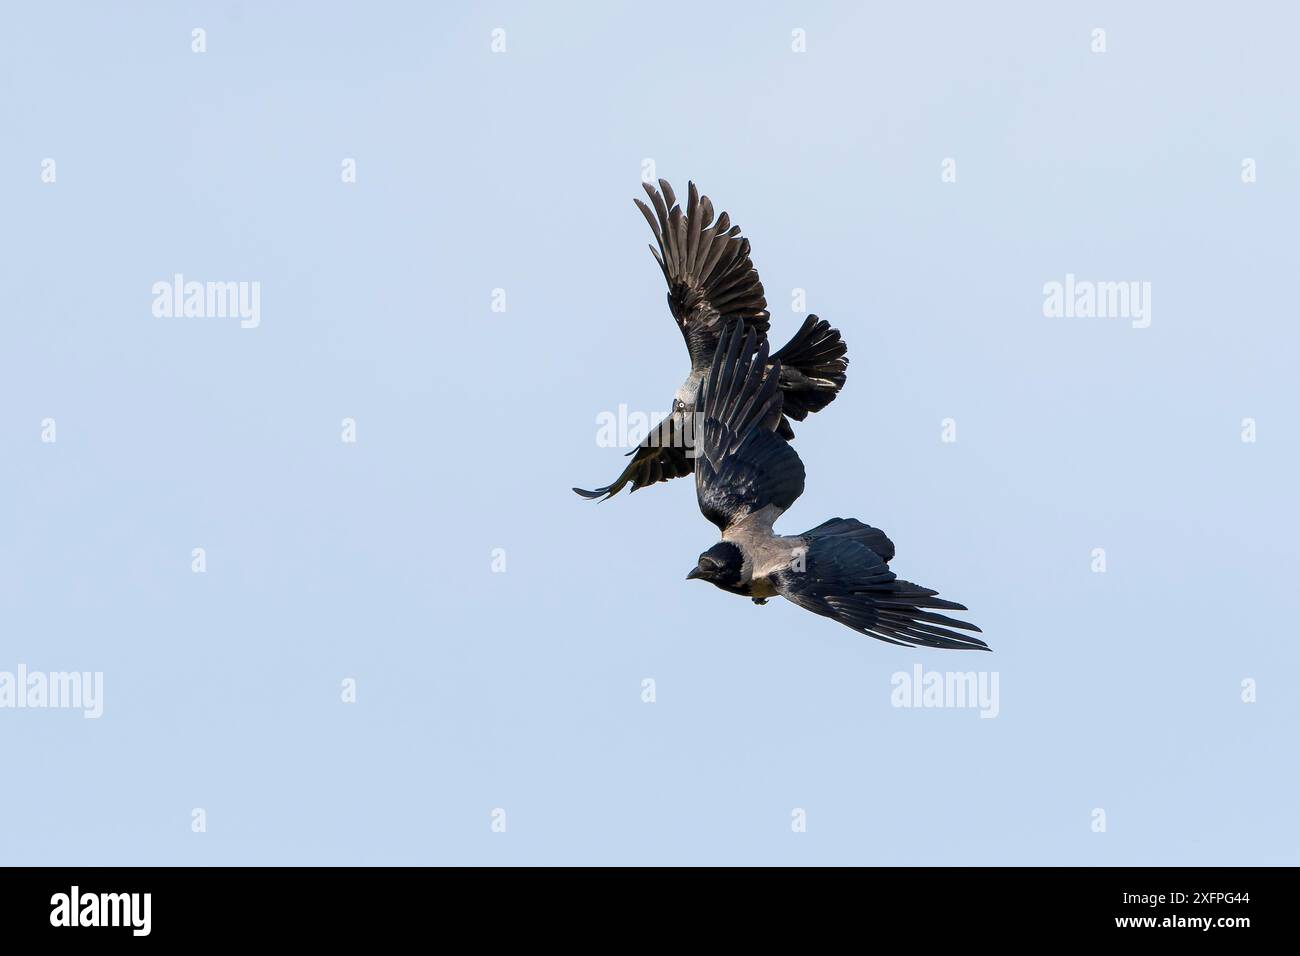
572 414 693 501
771 535 986 650
694 324 805 533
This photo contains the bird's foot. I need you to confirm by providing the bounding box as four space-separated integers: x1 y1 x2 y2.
752 597 768 605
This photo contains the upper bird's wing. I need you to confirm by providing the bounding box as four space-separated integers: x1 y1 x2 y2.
771 535 987 650
636 180 770 370
694 323 805 533
572 414 693 501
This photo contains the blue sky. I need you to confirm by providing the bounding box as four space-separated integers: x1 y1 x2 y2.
1 1 1296 865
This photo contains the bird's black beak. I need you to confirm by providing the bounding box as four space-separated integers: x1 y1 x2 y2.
685 566 704 581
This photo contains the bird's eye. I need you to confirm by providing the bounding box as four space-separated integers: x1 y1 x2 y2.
675 400 684 411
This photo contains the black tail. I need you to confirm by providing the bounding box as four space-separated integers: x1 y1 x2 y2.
770 315 848 421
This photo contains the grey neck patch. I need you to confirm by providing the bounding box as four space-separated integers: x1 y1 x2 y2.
676 368 706 409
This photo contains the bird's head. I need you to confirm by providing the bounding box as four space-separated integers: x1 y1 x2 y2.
671 375 706 455
673 369 705 417
686 542 744 589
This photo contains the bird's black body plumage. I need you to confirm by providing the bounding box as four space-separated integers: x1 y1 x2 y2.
685 324 986 650
573 180 848 501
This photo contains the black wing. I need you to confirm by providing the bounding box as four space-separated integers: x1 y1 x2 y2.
694 324 805 533
772 535 986 650
636 180 770 370
572 414 693 501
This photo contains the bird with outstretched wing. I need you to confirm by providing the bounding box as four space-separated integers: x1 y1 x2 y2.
574 179 848 501
684 323 986 650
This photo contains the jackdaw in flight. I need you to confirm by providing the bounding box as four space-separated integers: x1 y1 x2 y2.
573 180 849 501
685 324 986 650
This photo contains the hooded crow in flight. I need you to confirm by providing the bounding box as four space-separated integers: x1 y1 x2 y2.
573 179 849 501
685 323 986 650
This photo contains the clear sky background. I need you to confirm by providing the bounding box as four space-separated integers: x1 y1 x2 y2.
1 1 1296 865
